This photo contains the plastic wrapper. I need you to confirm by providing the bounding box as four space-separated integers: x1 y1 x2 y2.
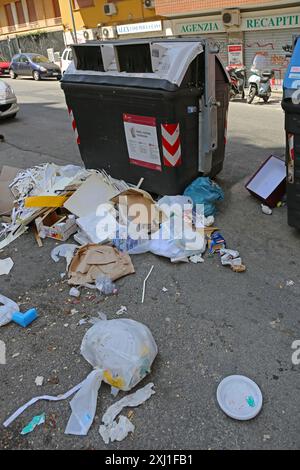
128 219 206 261
95 275 118 295
51 244 78 269
0 294 19 327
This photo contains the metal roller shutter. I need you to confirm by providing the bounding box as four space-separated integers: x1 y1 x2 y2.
244 29 300 86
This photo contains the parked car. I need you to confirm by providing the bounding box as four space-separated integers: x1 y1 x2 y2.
61 47 73 74
0 56 10 76
9 53 62 81
0 80 19 119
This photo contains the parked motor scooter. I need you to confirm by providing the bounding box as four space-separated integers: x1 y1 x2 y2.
226 65 246 100
247 53 274 104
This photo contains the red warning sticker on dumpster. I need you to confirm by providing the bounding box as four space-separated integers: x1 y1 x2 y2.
161 123 182 167
123 113 162 171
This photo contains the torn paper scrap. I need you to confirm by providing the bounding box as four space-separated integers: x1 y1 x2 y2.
99 415 135 444
102 382 155 427
99 382 155 444
0 257 14 275
21 413 45 435
35 376 44 387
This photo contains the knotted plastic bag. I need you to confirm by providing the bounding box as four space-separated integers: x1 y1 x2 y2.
184 176 224 217
65 318 157 435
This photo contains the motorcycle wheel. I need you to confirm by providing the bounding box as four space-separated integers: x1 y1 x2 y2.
247 86 256 104
242 89 245 100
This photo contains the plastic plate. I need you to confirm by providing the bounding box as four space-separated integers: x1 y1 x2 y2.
217 375 263 420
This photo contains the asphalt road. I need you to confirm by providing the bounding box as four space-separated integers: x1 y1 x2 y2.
0 78 299 450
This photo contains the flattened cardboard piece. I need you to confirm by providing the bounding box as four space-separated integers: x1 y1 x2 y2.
246 155 286 208
0 166 20 216
111 188 163 227
68 244 135 285
64 173 118 218
0 166 21 182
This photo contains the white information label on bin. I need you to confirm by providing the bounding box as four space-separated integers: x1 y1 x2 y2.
123 114 162 171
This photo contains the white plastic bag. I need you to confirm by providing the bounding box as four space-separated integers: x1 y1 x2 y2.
0 294 19 327
65 369 103 435
65 319 157 436
51 244 78 269
81 319 157 391
128 221 206 261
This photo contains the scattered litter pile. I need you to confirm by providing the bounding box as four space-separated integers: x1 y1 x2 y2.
0 162 249 443
0 162 245 279
4 318 158 443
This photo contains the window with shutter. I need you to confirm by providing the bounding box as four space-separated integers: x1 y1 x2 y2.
26 0 37 22
73 0 95 9
4 3 15 26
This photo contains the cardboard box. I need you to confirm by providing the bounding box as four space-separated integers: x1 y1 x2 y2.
0 166 20 216
246 155 286 208
35 209 77 242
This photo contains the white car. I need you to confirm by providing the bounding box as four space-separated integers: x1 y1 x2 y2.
61 47 73 74
0 81 19 119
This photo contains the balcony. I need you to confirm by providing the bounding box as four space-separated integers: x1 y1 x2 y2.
0 17 63 36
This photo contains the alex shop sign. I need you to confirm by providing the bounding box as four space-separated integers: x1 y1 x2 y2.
117 21 162 35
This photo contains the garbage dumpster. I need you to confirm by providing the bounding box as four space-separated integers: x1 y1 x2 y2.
61 39 230 195
282 34 300 229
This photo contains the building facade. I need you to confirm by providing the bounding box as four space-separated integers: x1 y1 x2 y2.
59 0 299 84
155 0 300 86
0 0 64 58
58 0 161 44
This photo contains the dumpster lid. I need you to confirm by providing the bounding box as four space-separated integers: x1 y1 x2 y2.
283 36 300 99
64 40 204 88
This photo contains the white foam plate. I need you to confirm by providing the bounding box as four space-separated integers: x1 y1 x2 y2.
217 375 263 420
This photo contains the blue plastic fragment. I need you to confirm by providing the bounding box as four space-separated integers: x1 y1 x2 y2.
12 308 38 328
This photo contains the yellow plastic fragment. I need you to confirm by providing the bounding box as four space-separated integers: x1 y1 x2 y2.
24 195 69 208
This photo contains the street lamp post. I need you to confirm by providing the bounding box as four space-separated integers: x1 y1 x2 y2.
68 0 78 44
